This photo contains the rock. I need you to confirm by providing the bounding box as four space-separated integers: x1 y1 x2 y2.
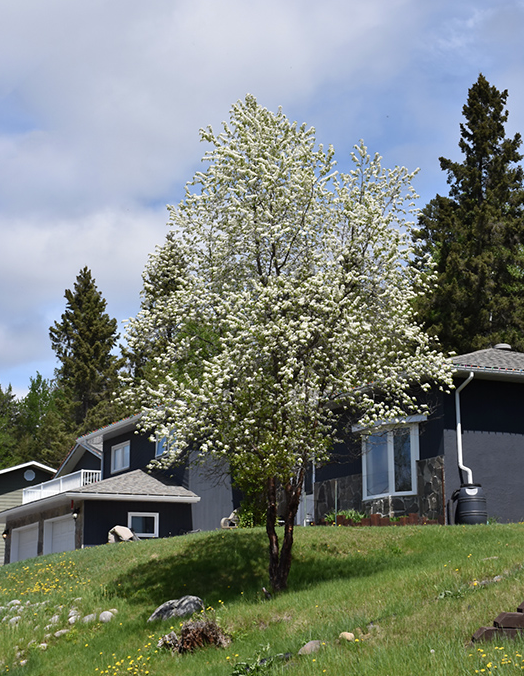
339 632 355 642
54 629 70 638
298 640 323 655
82 613 97 624
108 608 118 614
8 600 21 606
20 660 28 667
148 595 204 622
39 643 48 651
108 525 139 542
9 616 21 626
68 616 78 625
99 611 114 623
49 614 60 624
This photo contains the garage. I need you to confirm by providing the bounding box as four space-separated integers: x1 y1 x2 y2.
11 523 39 563
43 515 76 555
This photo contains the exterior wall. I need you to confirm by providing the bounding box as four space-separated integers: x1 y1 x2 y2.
69 451 100 474
442 378 524 523
101 430 187 485
4 502 76 564
83 500 193 546
314 455 445 522
188 456 234 531
102 430 153 477
314 473 362 522
444 428 524 523
0 466 56 565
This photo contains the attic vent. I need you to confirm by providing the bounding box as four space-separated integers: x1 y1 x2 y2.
494 343 512 350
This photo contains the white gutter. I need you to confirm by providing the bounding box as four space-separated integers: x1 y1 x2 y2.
455 371 474 484
65 492 200 504
0 490 200 520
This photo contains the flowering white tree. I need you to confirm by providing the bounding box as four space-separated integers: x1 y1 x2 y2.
122 95 453 591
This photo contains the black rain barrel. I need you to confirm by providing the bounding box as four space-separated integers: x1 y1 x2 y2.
454 484 487 525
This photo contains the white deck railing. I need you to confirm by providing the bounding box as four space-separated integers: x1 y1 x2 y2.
22 469 102 504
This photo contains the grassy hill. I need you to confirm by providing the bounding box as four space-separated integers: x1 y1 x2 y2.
2 523 524 675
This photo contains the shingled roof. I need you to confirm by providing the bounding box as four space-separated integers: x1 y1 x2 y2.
452 344 524 381
69 469 199 502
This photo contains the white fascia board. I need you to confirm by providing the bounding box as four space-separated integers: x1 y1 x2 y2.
76 413 143 444
0 493 70 520
452 366 524 383
1 490 201 521
55 442 102 478
65 492 200 504
0 461 56 476
352 414 427 434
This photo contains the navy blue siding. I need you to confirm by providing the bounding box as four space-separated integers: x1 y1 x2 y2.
83 499 193 545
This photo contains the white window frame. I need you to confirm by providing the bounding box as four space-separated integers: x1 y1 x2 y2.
128 512 159 538
111 441 130 474
155 431 175 458
358 416 424 501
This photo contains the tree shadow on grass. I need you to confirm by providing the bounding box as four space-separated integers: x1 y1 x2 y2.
105 528 419 609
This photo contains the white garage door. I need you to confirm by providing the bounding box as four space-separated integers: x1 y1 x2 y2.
44 516 75 555
11 523 39 563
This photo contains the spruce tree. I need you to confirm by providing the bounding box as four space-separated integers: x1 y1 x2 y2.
50 267 122 429
15 374 75 467
414 74 524 354
123 230 189 381
0 384 19 468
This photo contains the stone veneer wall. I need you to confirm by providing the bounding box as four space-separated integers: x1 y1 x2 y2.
314 455 445 523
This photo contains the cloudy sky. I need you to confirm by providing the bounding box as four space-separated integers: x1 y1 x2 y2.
1 0 523 397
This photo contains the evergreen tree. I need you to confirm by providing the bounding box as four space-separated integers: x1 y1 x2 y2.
50 267 122 429
414 74 524 354
123 231 190 382
0 384 19 468
15 374 75 468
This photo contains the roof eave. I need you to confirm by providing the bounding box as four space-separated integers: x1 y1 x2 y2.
0 461 56 477
452 366 524 383
65 491 200 504
0 490 200 521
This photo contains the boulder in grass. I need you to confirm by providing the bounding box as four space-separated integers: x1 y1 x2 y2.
148 595 204 622
298 640 322 655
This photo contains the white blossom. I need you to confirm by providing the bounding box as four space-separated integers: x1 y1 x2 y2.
119 95 453 588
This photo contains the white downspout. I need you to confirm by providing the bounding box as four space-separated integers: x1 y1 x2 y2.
455 371 474 484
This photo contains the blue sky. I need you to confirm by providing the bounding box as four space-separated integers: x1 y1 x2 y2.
1 0 524 397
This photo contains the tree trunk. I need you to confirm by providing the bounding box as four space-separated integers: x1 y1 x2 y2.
266 468 305 592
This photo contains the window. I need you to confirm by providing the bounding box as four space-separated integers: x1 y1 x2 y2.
111 441 130 473
128 512 159 538
155 435 167 458
155 432 175 458
360 419 422 500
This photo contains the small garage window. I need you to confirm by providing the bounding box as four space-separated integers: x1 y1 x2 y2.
128 512 158 538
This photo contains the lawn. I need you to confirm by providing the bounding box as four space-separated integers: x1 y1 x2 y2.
2 523 524 675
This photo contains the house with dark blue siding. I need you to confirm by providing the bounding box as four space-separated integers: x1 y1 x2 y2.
1 414 236 564
314 344 524 524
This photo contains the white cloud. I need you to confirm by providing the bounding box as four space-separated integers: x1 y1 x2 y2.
1 0 524 395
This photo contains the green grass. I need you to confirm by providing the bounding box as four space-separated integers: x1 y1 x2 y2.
2 524 524 675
